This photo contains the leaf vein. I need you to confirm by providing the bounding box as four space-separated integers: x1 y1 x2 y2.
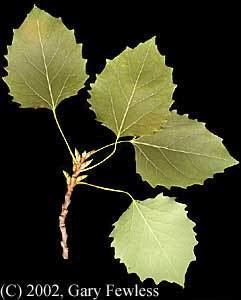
23 53 45 76
157 147 197 180
135 144 170 180
118 42 152 135
47 34 62 67
108 87 119 132
134 202 179 279
121 102 162 135
50 47 76 85
13 69 50 106
134 141 230 161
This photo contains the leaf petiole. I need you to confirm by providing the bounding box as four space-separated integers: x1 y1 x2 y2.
52 109 76 163
93 140 131 155
78 181 135 203
82 139 134 172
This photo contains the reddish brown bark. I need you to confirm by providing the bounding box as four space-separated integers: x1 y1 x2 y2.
59 150 95 259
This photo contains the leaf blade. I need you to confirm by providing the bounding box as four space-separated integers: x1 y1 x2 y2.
110 194 197 286
133 111 238 188
90 37 175 137
4 6 87 109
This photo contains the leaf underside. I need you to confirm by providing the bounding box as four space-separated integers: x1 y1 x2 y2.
90 37 175 137
4 6 87 109
110 193 197 286
133 111 238 188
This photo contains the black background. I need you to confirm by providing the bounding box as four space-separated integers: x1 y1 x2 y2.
0 1 240 300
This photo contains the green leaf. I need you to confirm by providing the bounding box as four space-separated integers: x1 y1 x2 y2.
90 37 175 137
132 111 238 188
110 194 197 286
4 6 87 109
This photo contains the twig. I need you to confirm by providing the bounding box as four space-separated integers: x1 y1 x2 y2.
59 149 95 259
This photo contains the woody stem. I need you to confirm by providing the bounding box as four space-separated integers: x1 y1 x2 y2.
59 166 81 259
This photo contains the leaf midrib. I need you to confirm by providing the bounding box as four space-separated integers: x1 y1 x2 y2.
117 43 152 136
132 201 179 280
133 140 231 161
37 19 55 109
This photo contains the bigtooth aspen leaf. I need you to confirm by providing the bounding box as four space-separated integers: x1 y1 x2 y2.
4 6 87 109
110 193 197 286
132 111 238 188
90 37 175 137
